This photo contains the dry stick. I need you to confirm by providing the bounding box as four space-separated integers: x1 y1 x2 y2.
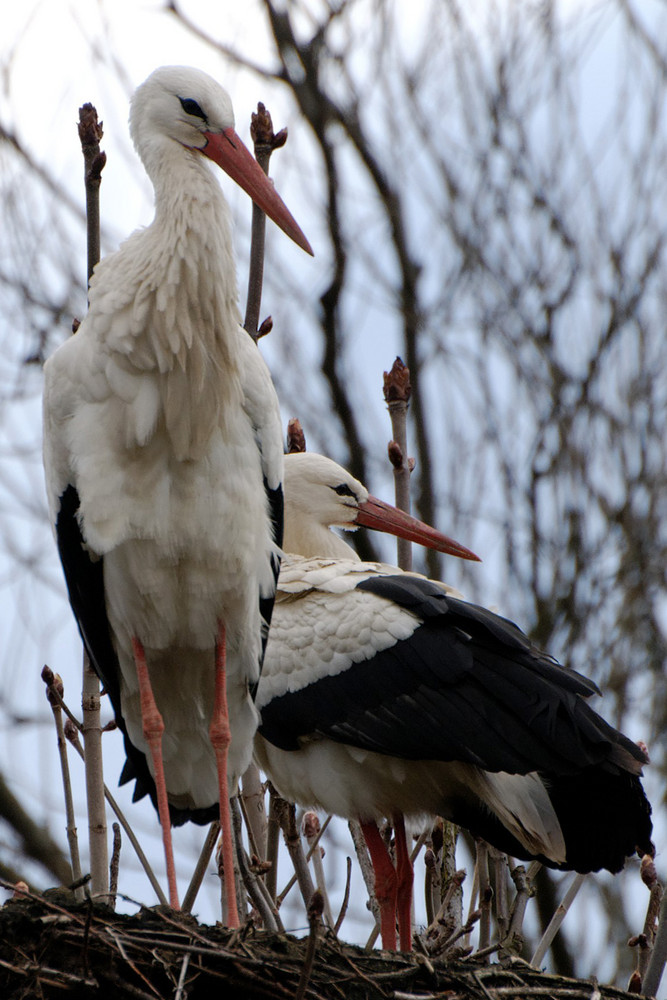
302 812 335 928
243 102 287 341
81 652 109 902
266 787 282 902
109 822 121 909
77 103 110 904
41 667 83 899
275 798 316 911
334 856 353 935
78 102 106 287
507 863 535 949
643 887 667 997
347 820 382 949
531 872 587 968
182 821 219 915
295 890 324 1000
64 720 168 906
490 847 510 944
630 854 664 994
383 357 413 572
230 797 281 932
275 813 332 908
477 840 492 956
241 765 268 863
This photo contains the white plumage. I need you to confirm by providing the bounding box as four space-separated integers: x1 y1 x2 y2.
254 453 652 950
43 66 311 916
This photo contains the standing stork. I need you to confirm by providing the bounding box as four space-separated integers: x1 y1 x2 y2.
43 66 312 917
254 453 653 950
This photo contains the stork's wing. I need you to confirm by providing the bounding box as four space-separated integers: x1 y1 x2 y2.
258 573 647 779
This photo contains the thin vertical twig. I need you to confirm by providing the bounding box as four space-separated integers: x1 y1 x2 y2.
302 812 334 928
643 888 667 997
81 652 109 903
109 823 121 910
77 103 106 288
531 872 587 968
631 854 664 995
295 890 324 1000
182 822 219 915
383 357 413 571
41 667 82 899
77 102 109 905
477 840 492 956
243 103 288 340
265 787 282 902
334 856 353 936
275 798 316 911
241 764 267 862
64 720 168 906
231 797 281 932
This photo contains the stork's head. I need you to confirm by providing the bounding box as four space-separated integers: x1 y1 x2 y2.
130 66 312 254
283 452 480 561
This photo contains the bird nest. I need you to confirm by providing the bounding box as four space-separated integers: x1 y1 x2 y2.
0 892 646 1000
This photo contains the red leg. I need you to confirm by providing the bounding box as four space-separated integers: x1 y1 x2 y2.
360 820 397 950
132 637 179 908
393 814 414 952
209 622 240 927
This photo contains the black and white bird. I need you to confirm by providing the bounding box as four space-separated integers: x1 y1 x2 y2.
43 66 311 917
254 453 654 950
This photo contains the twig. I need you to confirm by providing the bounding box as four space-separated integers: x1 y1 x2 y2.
41 667 82 899
182 822 219 915
241 764 267 861
64 720 168 906
174 951 191 1000
334 855 353 935
275 798 316 911
531 872 587 969
477 840 492 956
490 848 510 944
266 787 282 902
108 822 121 910
77 103 109 905
639 856 666 997
243 102 287 341
231 797 280 932
507 863 535 948
295 889 324 1000
275 811 332 907
302 811 334 928
348 820 382 949
77 102 106 287
383 357 413 571
81 652 109 902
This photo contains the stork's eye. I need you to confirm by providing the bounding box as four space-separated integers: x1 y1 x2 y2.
179 97 207 121
332 484 356 498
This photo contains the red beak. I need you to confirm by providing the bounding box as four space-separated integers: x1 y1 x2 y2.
356 495 481 562
201 127 313 255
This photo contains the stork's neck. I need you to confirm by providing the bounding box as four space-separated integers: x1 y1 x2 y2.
283 512 361 561
94 141 245 460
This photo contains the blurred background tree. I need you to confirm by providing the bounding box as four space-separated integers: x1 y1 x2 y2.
0 0 665 986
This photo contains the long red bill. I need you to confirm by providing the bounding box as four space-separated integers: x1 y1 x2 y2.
201 127 313 255
356 495 481 562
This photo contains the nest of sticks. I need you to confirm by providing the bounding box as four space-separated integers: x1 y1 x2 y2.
0 891 649 1000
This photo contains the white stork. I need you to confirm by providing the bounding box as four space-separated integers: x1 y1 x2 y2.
42 66 312 918
254 453 653 951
